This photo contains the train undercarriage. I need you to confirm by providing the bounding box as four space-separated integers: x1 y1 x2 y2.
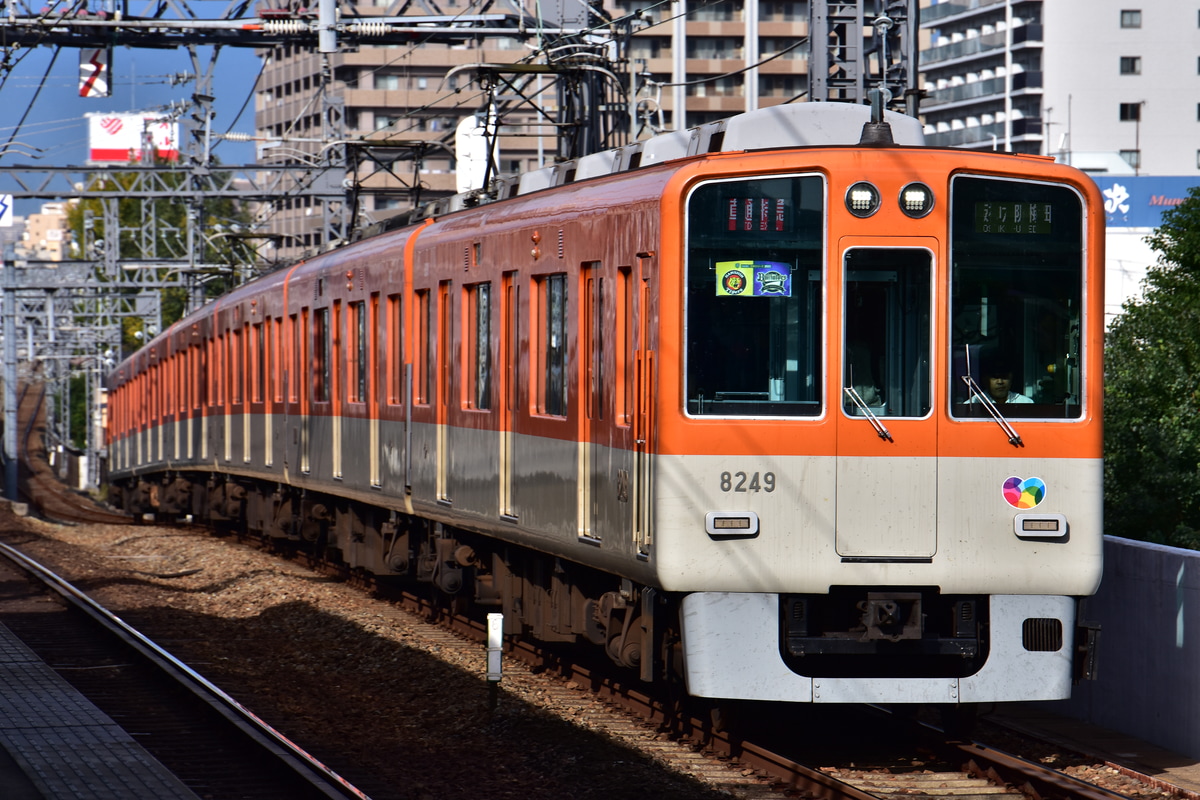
114 471 674 684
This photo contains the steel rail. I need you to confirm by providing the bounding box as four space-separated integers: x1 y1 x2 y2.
0 540 373 800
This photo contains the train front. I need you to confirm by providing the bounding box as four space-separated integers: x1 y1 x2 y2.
652 144 1104 704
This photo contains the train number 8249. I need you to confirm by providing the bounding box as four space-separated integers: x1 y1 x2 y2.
719 471 776 493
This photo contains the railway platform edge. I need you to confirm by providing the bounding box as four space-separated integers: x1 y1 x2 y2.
0 621 201 800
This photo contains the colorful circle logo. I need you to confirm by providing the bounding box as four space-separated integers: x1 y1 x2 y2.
1003 476 1046 509
721 269 748 295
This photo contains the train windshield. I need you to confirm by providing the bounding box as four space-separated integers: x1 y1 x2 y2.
949 176 1085 419
684 175 824 417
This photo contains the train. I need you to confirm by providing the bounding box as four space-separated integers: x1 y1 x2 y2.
107 101 1104 706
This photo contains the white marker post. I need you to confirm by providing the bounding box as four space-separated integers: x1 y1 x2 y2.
486 612 503 711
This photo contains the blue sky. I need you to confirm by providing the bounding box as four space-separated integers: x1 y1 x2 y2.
1 44 262 210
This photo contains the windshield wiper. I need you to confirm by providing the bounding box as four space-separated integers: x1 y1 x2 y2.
961 374 1024 447
843 386 893 442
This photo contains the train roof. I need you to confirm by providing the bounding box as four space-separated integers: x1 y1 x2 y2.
411 102 926 220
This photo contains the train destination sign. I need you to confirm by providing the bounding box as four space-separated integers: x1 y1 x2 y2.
715 261 793 297
974 201 1053 235
727 197 789 232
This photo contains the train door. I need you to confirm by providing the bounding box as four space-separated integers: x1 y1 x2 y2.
499 273 518 519
579 263 603 541
633 254 655 556
301 308 312 474
436 281 451 502
835 242 937 559
369 294 381 488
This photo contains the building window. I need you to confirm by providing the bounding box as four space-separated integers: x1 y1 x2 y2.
1119 103 1141 121
1119 56 1141 74
1120 9 1141 27
1120 149 1141 169
1196 150 1200 169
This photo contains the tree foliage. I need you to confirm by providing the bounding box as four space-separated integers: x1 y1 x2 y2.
1105 186 1200 549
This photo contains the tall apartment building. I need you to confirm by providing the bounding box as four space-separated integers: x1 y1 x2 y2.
920 0 1200 176
254 0 812 261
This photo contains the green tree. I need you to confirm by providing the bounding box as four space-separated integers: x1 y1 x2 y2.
1104 185 1200 549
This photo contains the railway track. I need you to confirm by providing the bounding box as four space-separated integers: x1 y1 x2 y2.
365 572 1140 800
16 380 134 525
0 540 373 800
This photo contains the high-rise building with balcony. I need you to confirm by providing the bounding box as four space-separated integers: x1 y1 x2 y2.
920 0 1200 176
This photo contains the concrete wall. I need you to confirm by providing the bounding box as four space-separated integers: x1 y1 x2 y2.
1049 537 1200 759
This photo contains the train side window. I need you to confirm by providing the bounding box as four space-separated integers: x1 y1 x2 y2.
314 307 331 403
217 332 226 408
415 289 431 405
684 175 824 417
386 294 402 405
288 313 300 403
466 282 492 410
616 265 632 426
233 326 245 405
536 273 568 417
348 300 367 403
252 322 264 404
949 176 1085 419
179 349 188 414
272 318 283 403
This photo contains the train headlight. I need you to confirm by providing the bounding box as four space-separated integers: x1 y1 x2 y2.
899 182 935 218
845 182 881 218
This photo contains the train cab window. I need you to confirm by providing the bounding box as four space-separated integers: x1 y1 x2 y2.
685 175 824 417
842 248 932 418
949 176 1085 419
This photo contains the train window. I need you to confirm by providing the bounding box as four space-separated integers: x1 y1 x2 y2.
233 327 245 405
289 314 300 403
252 323 264 404
349 300 367 403
272 318 283 403
684 175 824 417
616 266 632 426
466 283 492 410
537 273 569 417
949 176 1085 419
584 267 604 421
842 248 932 418
314 307 331 403
416 290 431 404
387 294 402 405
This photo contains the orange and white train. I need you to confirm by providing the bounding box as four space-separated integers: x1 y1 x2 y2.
107 102 1104 706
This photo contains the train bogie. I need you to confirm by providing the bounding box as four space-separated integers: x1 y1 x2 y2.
107 102 1104 705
